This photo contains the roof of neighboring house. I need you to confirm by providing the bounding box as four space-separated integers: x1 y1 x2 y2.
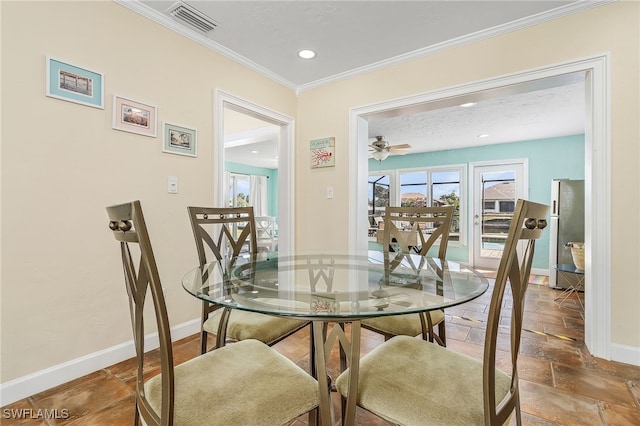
483 181 515 201
401 192 426 200
400 193 448 206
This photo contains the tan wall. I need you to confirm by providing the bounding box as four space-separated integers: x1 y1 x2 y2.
0 1 296 382
295 1 640 347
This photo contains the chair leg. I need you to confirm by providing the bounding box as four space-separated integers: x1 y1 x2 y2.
309 323 317 378
134 401 141 426
200 330 208 354
308 407 319 426
438 321 447 347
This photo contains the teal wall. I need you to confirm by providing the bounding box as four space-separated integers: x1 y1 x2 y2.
225 162 279 219
369 134 585 270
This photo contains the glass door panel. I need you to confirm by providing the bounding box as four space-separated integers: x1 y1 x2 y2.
472 163 525 269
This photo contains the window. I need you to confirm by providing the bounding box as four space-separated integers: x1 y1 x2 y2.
228 173 250 207
484 201 496 211
399 169 463 242
369 166 465 244
368 174 391 224
399 171 427 207
499 200 515 213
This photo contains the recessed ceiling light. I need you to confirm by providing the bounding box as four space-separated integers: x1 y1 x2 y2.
478 134 489 138
250 150 259 154
298 49 316 59
460 102 476 108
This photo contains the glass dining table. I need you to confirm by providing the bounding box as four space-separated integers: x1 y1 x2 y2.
181 250 489 426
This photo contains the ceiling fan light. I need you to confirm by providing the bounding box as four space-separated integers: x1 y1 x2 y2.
372 150 390 161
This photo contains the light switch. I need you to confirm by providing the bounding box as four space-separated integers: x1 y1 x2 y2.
327 186 334 199
168 176 178 194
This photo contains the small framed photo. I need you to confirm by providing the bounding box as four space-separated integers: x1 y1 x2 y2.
163 122 197 157
46 56 104 109
112 95 157 137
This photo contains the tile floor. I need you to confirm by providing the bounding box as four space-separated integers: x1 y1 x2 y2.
3 277 640 425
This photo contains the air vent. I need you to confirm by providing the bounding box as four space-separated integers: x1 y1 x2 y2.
167 2 218 34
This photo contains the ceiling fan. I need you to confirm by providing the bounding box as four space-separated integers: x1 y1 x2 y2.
368 136 412 161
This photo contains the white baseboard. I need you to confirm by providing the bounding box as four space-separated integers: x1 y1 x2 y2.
610 342 640 367
0 318 200 407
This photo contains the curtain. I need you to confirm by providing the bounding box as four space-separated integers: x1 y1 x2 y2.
250 175 268 216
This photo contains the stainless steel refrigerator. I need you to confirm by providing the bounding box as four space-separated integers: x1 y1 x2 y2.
549 179 585 289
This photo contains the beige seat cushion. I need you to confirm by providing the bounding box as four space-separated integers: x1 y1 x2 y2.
360 309 444 337
203 309 308 344
335 335 511 426
145 339 318 425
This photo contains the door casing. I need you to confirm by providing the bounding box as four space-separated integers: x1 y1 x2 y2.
348 55 611 360
214 89 296 253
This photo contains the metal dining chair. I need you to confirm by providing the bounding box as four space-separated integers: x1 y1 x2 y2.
361 205 454 346
187 206 309 353
336 199 549 425
106 200 319 425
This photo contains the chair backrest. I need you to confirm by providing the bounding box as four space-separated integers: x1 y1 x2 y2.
255 216 278 251
383 205 455 258
187 206 258 267
187 206 259 352
106 200 174 425
483 199 549 425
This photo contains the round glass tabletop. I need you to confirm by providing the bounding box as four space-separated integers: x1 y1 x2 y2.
181 251 490 320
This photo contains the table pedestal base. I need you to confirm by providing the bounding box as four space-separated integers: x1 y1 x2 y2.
312 321 361 426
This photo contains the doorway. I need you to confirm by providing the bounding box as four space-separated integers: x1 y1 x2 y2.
349 55 611 359
214 90 296 252
470 161 527 269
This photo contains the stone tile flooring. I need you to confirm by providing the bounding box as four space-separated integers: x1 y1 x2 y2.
3 277 639 425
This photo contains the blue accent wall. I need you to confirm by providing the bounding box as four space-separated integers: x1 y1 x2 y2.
369 135 585 270
225 162 279 219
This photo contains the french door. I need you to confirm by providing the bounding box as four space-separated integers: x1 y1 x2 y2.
470 161 527 269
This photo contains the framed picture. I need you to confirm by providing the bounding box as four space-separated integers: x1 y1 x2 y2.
112 95 157 137
310 137 335 168
162 122 197 157
45 56 104 109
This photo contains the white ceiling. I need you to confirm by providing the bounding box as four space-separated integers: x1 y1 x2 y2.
122 0 602 166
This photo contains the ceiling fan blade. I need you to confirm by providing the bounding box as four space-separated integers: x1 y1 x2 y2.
390 144 412 150
388 147 411 154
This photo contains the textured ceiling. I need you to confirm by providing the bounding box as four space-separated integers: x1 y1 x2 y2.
133 0 595 89
367 76 586 154
122 0 597 166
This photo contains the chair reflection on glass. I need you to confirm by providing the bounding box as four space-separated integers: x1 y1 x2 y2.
106 201 319 426
188 206 308 353
255 215 278 252
361 205 454 346
336 199 549 425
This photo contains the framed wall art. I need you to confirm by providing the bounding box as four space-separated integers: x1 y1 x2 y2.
162 122 197 157
310 137 335 168
45 56 104 109
112 95 157 137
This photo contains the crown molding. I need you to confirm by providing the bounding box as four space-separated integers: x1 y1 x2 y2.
296 0 615 93
113 0 298 91
115 0 615 95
